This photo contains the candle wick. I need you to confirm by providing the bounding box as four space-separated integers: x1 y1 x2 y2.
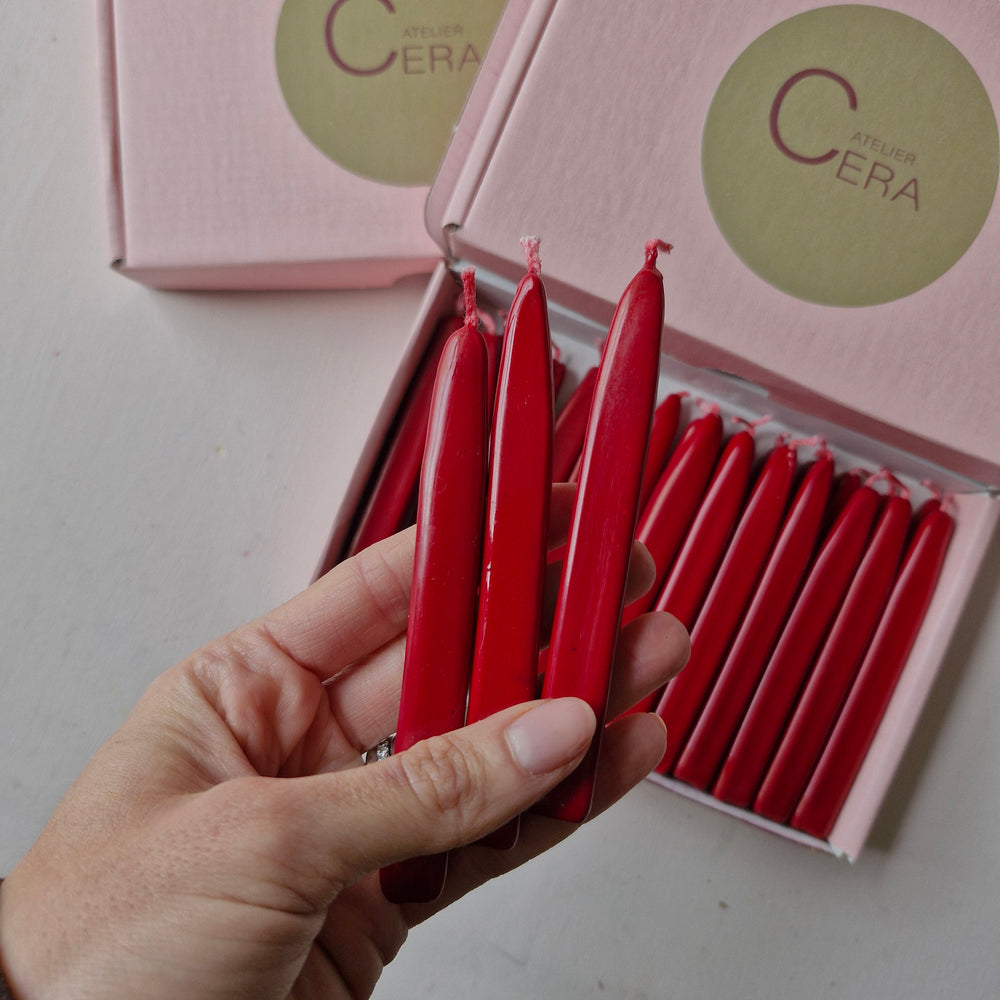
696 397 720 417
520 235 542 276
788 434 827 452
461 267 478 330
644 238 674 267
865 467 907 498
734 413 773 434
920 478 943 501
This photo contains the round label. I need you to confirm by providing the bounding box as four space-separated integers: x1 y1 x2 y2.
701 5 999 306
276 0 505 186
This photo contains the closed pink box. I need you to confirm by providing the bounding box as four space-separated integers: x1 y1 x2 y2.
97 0 505 289
331 0 1000 860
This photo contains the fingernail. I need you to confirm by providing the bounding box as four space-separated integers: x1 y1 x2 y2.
505 699 596 775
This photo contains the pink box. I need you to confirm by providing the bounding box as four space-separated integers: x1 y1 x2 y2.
97 0 506 289
328 0 1000 860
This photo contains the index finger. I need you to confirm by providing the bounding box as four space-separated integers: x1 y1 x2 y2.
259 527 417 681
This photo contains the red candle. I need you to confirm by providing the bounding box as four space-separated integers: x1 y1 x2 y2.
654 440 797 774
337 314 463 564
634 410 724 604
821 467 868 537
467 238 554 849
712 482 884 808
673 449 834 789
534 240 670 823
652 423 756 629
552 365 599 482
618 408 724 716
791 498 955 839
552 347 567 397
754 489 912 824
638 392 684 511
483 319 504 422
380 270 489 904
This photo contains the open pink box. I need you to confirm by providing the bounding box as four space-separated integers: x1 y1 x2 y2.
97 0 506 289
324 0 1000 861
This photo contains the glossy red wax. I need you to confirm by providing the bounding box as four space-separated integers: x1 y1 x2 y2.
338 316 463 563
653 442 797 775
712 484 884 808
825 468 867 532
379 311 489 904
633 411 723 607
484 325 504 420
653 426 756 630
552 353 567 396
616 409 723 716
467 257 554 849
638 392 684 511
534 241 669 823
673 452 834 790
791 500 954 839
551 366 598 482
754 492 912 824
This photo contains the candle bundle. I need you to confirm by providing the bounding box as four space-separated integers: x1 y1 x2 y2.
343 234 955 886
633 428 955 837
561 366 956 841
380 239 670 901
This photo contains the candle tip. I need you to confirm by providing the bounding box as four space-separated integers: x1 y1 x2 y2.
644 239 673 266
520 235 542 276
919 478 943 501
461 267 478 330
865 467 906 498
788 433 826 451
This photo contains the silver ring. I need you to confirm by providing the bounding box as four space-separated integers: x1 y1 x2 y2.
364 735 395 764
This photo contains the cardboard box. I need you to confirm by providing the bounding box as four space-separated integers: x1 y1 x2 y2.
327 0 1000 860
97 0 506 289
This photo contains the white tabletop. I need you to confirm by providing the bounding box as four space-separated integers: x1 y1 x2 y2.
3 5 999 998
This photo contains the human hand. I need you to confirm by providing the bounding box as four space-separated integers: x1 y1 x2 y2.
0 487 689 1000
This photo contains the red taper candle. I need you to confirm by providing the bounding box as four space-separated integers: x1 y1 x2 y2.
633 410 724 607
379 270 489 903
552 347 567 397
652 422 757 629
534 239 670 823
483 321 503 421
821 467 868 538
673 449 835 789
754 487 912 824
551 366 598 482
337 314 463 564
618 408 724 716
791 498 955 839
638 392 685 511
467 237 554 849
713 482 884 808
654 440 797 774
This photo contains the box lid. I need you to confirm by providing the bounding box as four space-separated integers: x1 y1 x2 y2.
98 0 505 289
427 0 1000 485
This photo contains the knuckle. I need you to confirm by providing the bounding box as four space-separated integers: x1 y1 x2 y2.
395 736 488 827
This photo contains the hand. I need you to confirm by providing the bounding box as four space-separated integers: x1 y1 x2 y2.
0 488 689 1000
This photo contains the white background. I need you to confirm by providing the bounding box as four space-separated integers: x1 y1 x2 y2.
2 4 999 998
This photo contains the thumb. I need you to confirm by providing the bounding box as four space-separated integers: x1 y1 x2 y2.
293 698 596 893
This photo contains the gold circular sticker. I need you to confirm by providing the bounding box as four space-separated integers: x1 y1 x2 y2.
702 5 999 306
276 0 505 186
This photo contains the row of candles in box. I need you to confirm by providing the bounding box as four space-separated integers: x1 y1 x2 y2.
331 241 954 899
